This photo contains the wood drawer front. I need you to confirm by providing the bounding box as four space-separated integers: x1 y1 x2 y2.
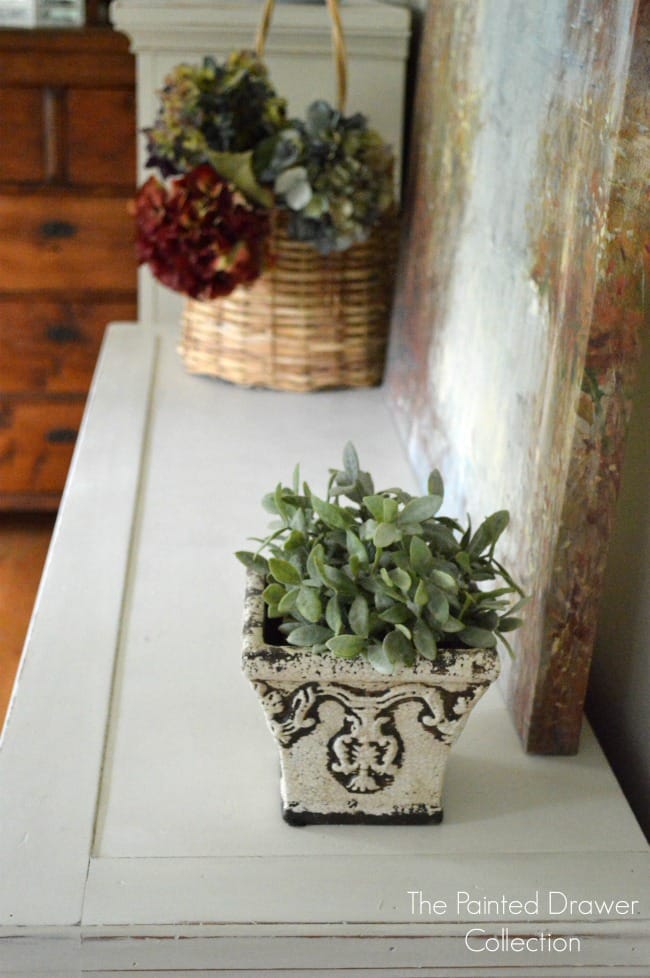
0 196 137 292
0 89 44 184
0 50 134 89
0 32 134 88
0 398 84 497
0 300 137 394
67 89 136 187
0 87 135 189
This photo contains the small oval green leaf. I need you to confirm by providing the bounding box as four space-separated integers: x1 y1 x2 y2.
427 468 444 501
284 529 306 552
414 579 429 607
374 522 402 548
362 495 386 521
278 587 299 613
431 568 458 593
456 551 472 574
366 642 395 674
349 594 370 637
343 442 360 482
307 543 325 583
235 551 269 575
326 594 343 634
296 586 322 623
379 603 410 624
389 567 412 593
440 616 465 633
319 562 358 597
268 557 302 586
382 497 399 523
383 628 413 664
498 616 524 633
263 582 285 606
427 586 450 626
398 496 441 526
459 625 497 649
345 530 368 564
311 494 351 530
468 510 510 555
326 634 366 658
414 619 438 660
410 536 433 576
287 624 333 647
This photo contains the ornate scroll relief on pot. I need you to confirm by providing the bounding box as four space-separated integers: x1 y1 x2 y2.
111 0 411 327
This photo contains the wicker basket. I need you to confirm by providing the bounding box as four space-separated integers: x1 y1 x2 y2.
178 213 397 392
175 0 398 392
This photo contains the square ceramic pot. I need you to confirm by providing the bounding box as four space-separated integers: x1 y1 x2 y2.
242 570 500 825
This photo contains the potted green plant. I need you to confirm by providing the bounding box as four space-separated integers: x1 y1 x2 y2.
237 444 524 825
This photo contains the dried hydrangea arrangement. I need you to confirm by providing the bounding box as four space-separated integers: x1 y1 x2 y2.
132 51 396 300
144 52 287 176
132 164 270 300
253 101 394 253
236 444 525 674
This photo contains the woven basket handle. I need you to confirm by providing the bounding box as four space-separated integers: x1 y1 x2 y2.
255 0 348 112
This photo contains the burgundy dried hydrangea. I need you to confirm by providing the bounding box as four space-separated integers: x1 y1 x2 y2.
132 164 270 300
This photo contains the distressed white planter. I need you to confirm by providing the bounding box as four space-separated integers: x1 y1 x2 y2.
242 571 500 825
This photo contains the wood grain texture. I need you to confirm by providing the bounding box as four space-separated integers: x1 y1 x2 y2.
0 514 54 730
0 196 136 292
0 28 134 87
0 28 137 509
0 299 136 506
0 300 136 393
0 89 45 184
67 88 136 186
0 398 86 498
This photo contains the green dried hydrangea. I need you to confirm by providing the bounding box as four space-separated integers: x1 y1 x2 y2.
145 51 287 179
254 100 395 253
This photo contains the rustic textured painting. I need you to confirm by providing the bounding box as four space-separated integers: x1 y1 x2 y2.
387 0 644 753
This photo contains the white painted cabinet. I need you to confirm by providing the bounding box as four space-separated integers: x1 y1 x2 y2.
0 324 648 975
111 0 411 327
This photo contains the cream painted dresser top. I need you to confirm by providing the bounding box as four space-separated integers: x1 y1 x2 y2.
0 324 648 977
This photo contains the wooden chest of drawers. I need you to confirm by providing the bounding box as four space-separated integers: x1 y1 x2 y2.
0 27 137 510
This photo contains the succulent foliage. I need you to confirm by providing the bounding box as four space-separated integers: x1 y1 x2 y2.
237 445 525 674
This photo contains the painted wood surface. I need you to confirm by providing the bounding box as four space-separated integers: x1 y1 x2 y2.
0 326 647 974
386 0 642 753
64 971 650 978
0 327 157 927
